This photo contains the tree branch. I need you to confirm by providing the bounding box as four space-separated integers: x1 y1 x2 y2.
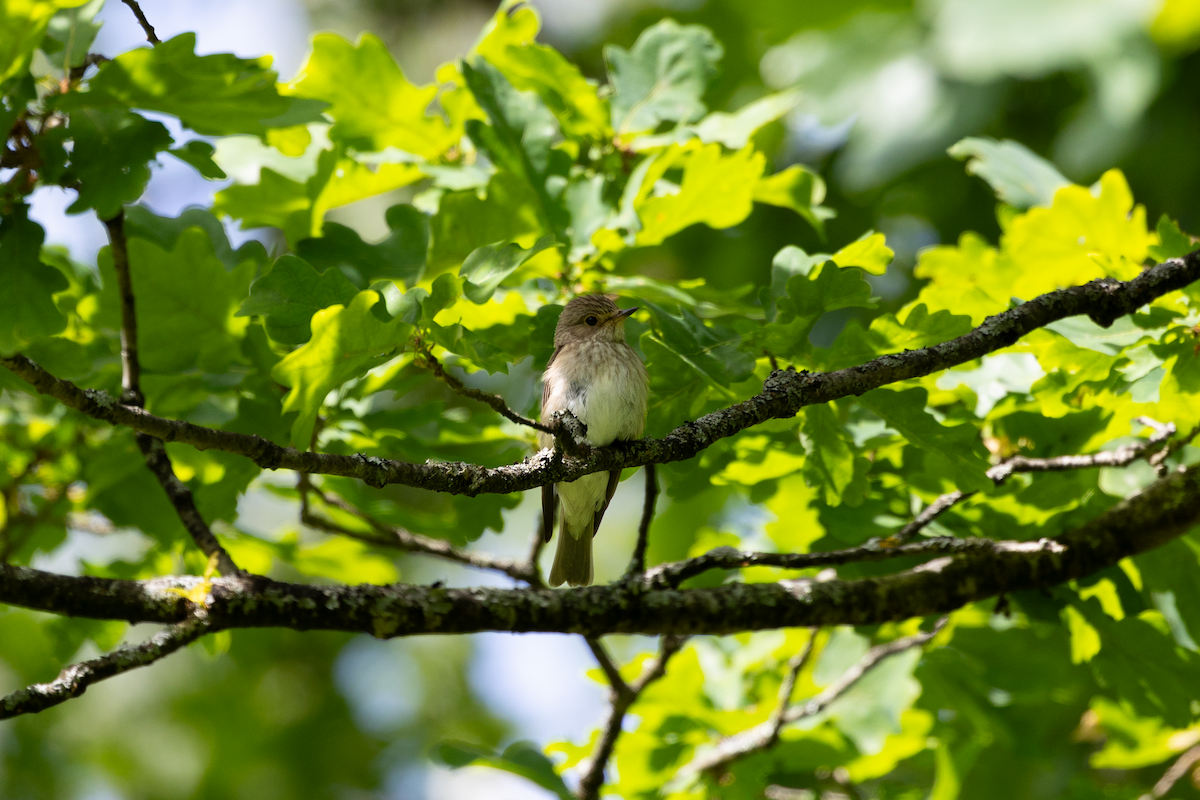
680 618 947 777
891 490 972 545
2 461 1197 636
119 0 160 45
988 416 1177 484
622 463 657 580
641 535 1064 589
577 634 687 800
1140 743 1200 800
301 484 538 583
764 630 818 749
0 614 209 719
5 253 1198 496
414 341 553 434
101 211 240 577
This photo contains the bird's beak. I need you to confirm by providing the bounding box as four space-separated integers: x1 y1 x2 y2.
614 306 638 320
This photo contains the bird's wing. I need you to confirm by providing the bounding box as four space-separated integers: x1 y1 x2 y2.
541 483 557 542
539 346 563 543
591 469 622 538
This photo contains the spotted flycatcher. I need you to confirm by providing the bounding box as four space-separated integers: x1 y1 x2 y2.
539 295 649 587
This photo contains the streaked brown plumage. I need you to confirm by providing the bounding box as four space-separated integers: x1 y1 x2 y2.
539 295 649 587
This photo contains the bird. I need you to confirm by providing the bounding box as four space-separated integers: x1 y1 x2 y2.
538 294 649 587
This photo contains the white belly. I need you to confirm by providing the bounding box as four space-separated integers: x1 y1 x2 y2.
540 341 648 447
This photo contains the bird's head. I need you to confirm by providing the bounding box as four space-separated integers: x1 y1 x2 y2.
554 294 638 346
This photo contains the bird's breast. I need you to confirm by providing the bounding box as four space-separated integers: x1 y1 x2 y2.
542 342 648 447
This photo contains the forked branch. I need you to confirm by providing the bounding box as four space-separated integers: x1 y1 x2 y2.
678 618 948 778
988 416 1178 483
0 614 210 719
577 634 688 800
101 211 240 577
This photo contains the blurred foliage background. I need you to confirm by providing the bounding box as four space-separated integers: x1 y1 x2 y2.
4 1 1200 799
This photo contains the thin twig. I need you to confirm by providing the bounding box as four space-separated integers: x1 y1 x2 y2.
622 463 657 580
988 417 1176 484
892 490 973 545
584 637 632 700
101 211 240 577
304 486 538 583
577 634 687 800
138 436 241 576
0 615 209 719
764 631 818 749
679 618 948 777
102 215 142 407
120 0 160 45
643 537 1065 589
1140 743 1200 799
1149 423 1200 477
415 341 554 434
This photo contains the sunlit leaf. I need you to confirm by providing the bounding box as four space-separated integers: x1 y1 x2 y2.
57 33 324 135
272 290 413 446
949 136 1069 209
607 18 723 135
290 33 458 157
0 208 66 353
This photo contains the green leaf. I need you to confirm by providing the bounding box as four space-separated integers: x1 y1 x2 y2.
236 255 360 345
1045 314 1164 356
272 290 413 447
98 228 252 374
753 164 834 236
801 404 869 506
832 231 893 275
475 2 610 140
563 172 614 260
1002 169 1154 296
427 172 543 273
644 301 755 389
606 19 722 135
1148 214 1199 262
66 108 173 218
0 208 67 354
290 33 458 157
435 740 571 800
1087 697 1185 769
694 89 799 149
949 136 1069 210
635 143 765 245
857 387 992 491
459 236 554 303
828 304 973 372
57 33 324 136
42 0 102 71
0 0 88 83
462 58 566 240
167 140 227 180
296 204 429 285
124 206 266 272
755 260 875 356
213 167 312 244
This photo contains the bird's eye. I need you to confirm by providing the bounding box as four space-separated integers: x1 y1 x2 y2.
585 315 599 326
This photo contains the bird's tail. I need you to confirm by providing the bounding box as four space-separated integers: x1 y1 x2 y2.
549 519 593 587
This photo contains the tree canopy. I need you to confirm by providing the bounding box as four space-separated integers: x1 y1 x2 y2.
4 1 1200 798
